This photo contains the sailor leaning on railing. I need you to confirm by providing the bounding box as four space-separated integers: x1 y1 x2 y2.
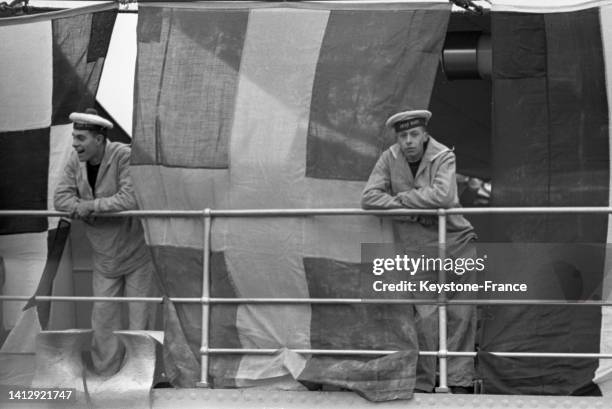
362 108 477 394
53 108 158 376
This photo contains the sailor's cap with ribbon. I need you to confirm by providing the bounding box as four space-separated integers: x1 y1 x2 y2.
69 108 113 132
385 109 432 133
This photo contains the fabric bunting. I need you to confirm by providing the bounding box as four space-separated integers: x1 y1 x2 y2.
480 4 612 395
133 2 451 400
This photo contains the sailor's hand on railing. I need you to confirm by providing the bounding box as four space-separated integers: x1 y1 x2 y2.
397 192 411 208
72 200 95 221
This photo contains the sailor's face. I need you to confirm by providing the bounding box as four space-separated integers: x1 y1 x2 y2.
72 130 103 163
397 126 428 162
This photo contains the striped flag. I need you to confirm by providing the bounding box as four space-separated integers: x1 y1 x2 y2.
133 1 451 400
0 3 117 354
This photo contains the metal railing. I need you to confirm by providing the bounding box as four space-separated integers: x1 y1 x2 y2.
1 207 612 392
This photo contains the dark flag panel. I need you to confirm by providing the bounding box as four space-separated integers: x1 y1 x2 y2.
0 128 50 234
132 7 248 168
481 9 609 394
306 9 450 182
52 10 117 125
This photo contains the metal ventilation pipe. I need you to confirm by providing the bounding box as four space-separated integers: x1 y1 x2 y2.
441 32 492 80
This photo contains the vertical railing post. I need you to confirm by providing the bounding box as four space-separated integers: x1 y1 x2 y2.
198 208 212 387
435 209 450 393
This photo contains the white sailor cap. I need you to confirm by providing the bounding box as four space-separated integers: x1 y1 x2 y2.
385 109 432 132
69 108 113 132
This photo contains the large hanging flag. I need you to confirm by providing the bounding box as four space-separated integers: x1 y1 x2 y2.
132 1 451 400
0 2 118 356
478 0 612 397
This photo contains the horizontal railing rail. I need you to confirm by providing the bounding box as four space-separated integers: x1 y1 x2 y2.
204 348 612 359
5 206 612 217
1 295 611 306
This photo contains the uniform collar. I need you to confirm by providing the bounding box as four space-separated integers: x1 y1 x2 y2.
79 142 112 194
98 141 112 170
